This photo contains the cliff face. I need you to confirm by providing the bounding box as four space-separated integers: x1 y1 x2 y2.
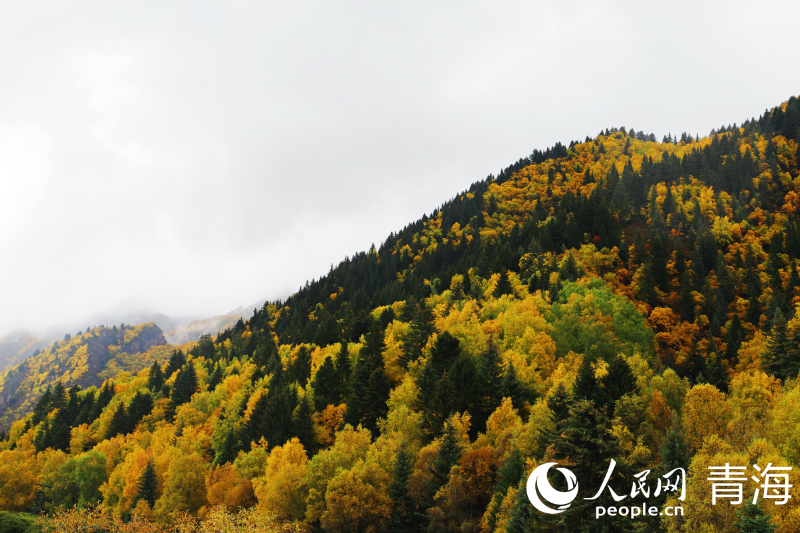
0 323 167 423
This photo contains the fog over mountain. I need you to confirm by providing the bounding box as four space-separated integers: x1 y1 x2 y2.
1 0 798 337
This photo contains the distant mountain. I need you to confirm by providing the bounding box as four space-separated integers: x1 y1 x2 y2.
0 323 167 425
164 314 242 345
0 330 48 371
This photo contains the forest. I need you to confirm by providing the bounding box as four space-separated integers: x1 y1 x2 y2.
0 96 798 532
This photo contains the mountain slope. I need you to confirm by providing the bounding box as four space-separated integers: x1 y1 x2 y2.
0 96 799 531
0 323 167 425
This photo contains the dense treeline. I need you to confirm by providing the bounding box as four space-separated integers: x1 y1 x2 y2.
0 96 798 532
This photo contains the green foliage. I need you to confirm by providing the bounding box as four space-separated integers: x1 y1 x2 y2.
734 503 777 533
548 279 655 363
0 511 37 533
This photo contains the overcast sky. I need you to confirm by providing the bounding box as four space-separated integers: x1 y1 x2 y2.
0 0 798 336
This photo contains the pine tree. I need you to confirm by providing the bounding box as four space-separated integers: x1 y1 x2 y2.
128 390 154 433
32 385 54 425
683 340 706 383
504 476 533 533
389 444 416 533
427 423 461 501
164 349 186 378
90 382 114 422
52 381 67 412
573 357 600 404
725 313 744 363
660 419 688 473
312 355 339 410
334 341 352 400
501 362 527 410
734 503 777 533
135 460 159 508
707 352 729 393
402 300 435 366
49 406 72 452
346 321 390 435
493 269 514 298
649 235 669 291
290 346 312 386
106 402 129 439
207 363 223 391
169 363 198 418
601 355 637 412
291 395 317 453
475 337 504 432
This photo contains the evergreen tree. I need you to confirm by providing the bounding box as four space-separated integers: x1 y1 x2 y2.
106 402 129 439
402 299 436 366
247 386 298 449
334 341 352 400
346 322 390 435
52 381 67 412
475 337 504 432
312 355 340 410
706 352 729 393
135 460 159 508
493 269 514 298
164 349 186 378
290 346 312 386
504 476 533 533
573 357 600 404
501 362 527 410
660 419 689 473
169 363 198 418
725 313 744 363
734 503 777 533
128 390 154 433
90 382 115 422
600 355 637 412
683 340 707 383
291 395 317 453
32 385 54 426
427 423 462 501
207 363 223 391
389 444 416 533
49 406 72 452
649 235 669 291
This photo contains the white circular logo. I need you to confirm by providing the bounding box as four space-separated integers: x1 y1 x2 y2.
527 462 579 514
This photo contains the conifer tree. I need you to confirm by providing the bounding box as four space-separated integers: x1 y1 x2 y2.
475 337 504 432
32 385 54 426
147 361 164 392
734 503 777 533
49 406 72 452
169 363 198 418
504 476 533 533
52 381 67 412
347 322 390 435
312 355 339 410
107 402 128 439
501 362 526 410
660 419 688 474
389 444 416 533
706 352 729 393
402 299 435 366
207 363 223 391
334 341 352 400
493 269 514 298
135 460 159 508
128 390 154 433
164 349 186 378
290 346 312 386
291 395 317 453
90 382 114 421
427 423 461 501
601 355 637 411
573 357 600 404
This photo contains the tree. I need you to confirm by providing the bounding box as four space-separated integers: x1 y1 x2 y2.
135 460 158 508
313 356 340 410
148 361 164 393
501 362 527 410
346 322 390 436
169 363 198 418
106 402 128 439
207 363 223 391
291 395 317 453
734 503 777 533
427 423 462 501
660 419 688 473
164 349 186 378
334 342 352 400
402 299 436 366
573 357 600 405
389 444 416 533
493 269 514 298
475 337 504 432
289 346 312 386
601 355 637 411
